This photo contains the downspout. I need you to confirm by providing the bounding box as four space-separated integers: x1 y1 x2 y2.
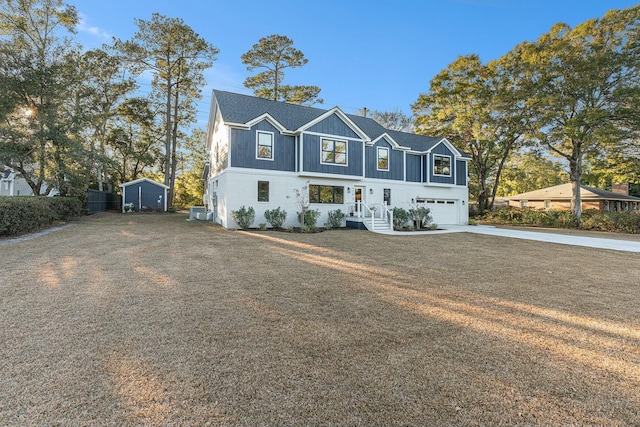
138 186 142 211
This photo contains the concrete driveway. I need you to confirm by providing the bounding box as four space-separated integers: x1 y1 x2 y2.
378 225 640 253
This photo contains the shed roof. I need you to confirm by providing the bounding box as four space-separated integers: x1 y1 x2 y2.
119 177 169 189
507 183 640 202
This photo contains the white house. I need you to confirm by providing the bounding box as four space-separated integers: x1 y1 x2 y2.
204 90 470 230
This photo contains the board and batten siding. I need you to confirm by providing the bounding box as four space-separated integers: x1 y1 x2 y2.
306 114 360 139
456 160 467 186
428 143 456 184
122 180 166 211
229 121 296 171
302 134 363 176
406 154 422 182
365 139 404 180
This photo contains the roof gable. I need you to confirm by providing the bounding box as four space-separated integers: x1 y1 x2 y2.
119 177 169 189
508 183 640 201
297 108 369 141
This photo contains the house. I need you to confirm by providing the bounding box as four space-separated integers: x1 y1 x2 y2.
204 90 470 230
507 183 640 212
119 178 169 212
0 169 35 196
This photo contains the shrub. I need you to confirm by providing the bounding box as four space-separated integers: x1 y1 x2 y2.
231 205 255 230
0 196 82 236
298 209 320 230
326 209 346 229
264 207 287 229
392 207 410 230
409 206 433 230
258 223 267 231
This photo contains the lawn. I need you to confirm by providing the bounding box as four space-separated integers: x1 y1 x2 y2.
1 213 639 426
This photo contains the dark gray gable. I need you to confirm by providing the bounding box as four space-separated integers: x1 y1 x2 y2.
213 90 325 130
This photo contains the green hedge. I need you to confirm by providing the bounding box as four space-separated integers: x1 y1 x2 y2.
481 207 640 233
0 196 82 236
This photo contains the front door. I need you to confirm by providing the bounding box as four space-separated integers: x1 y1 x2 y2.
354 186 365 213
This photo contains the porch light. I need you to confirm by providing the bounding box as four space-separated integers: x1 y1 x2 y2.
369 188 373 194
347 187 351 193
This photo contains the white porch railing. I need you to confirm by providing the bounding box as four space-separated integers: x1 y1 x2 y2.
347 201 393 231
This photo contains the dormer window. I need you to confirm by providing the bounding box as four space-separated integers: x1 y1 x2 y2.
433 154 451 176
257 131 274 160
321 138 347 165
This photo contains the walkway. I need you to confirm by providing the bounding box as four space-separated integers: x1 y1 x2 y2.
375 224 640 253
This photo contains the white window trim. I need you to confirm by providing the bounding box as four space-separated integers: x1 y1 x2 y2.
377 147 390 171
320 137 348 167
433 154 452 177
256 130 275 161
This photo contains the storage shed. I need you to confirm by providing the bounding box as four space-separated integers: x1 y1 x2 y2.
119 178 169 212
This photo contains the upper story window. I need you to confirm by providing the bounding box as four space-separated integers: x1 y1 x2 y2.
257 131 274 160
321 138 347 165
433 154 451 176
377 147 389 171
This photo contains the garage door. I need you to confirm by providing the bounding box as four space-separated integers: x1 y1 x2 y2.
424 199 458 225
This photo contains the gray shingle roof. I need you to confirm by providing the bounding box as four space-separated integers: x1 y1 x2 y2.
212 90 448 153
508 183 640 202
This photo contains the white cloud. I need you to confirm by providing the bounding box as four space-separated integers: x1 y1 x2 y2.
77 13 112 42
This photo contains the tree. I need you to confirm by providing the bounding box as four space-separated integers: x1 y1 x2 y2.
413 54 526 214
0 0 82 196
77 47 136 192
512 6 640 220
357 108 413 132
115 13 218 206
106 97 162 183
241 34 322 105
173 128 207 207
496 150 568 197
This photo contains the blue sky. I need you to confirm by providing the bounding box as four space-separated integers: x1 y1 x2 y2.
70 0 638 128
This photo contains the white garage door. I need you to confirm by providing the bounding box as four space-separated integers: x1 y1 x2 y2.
424 200 458 225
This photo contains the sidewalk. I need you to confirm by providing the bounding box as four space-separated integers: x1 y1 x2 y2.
375 225 640 253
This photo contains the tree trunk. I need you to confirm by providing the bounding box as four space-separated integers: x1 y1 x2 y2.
569 157 583 221
164 77 172 189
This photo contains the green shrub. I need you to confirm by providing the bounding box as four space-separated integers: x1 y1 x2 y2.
298 209 320 230
258 223 267 231
0 196 82 236
264 207 287 229
48 197 82 220
409 206 433 230
326 209 346 229
480 207 640 233
392 207 410 229
231 205 255 230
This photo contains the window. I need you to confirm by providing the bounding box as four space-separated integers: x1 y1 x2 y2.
377 147 389 170
383 188 391 206
521 200 529 208
257 131 274 160
433 154 451 176
321 138 347 165
258 181 269 202
309 185 344 204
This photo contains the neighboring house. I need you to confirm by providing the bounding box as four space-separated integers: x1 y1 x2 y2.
0 169 35 196
119 178 169 212
204 90 470 230
507 183 640 212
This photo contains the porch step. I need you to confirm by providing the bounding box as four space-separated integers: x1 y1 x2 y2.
366 218 392 232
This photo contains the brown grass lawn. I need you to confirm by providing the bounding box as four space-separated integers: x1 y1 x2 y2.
1 213 639 426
